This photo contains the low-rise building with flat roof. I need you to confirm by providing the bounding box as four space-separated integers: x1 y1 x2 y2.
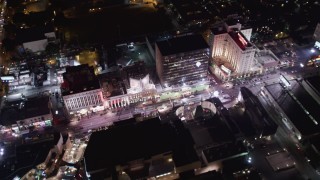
255 49 280 72
0 96 53 134
17 96 53 131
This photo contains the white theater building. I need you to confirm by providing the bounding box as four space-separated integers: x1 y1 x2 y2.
103 74 156 109
127 74 156 101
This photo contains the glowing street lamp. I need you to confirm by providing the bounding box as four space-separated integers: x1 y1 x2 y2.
213 91 219 97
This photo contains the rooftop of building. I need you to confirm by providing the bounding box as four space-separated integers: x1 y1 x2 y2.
186 113 234 148
265 81 320 136
183 98 236 145
186 170 224 180
21 96 51 119
156 34 209 56
84 118 174 172
240 87 278 136
122 61 147 80
256 54 278 64
169 119 199 167
288 80 320 123
208 97 240 134
225 18 243 27
211 26 228 35
84 117 199 177
203 141 247 163
228 31 252 51
305 75 320 97
61 64 100 96
170 0 209 23
16 24 55 43
222 156 250 173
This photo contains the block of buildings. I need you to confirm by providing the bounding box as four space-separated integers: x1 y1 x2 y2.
155 34 210 87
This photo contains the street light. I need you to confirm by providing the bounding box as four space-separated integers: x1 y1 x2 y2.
311 48 316 53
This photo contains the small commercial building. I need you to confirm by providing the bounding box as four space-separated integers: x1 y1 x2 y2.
255 49 279 73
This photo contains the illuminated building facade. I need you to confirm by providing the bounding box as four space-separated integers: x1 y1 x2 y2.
209 20 256 80
155 34 210 87
61 64 104 115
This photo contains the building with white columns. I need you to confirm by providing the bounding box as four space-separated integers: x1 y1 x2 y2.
61 64 104 115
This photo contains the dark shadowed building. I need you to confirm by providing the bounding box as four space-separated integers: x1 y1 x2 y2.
84 117 200 179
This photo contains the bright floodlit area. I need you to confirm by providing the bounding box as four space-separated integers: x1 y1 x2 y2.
62 139 88 164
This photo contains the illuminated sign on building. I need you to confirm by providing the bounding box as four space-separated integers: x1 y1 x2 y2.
238 33 248 46
307 55 320 67
221 65 231 75
1 76 15 82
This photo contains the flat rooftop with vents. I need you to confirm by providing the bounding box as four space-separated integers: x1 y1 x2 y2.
156 34 209 56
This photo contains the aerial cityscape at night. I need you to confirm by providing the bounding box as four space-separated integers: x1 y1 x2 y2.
0 0 320 179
